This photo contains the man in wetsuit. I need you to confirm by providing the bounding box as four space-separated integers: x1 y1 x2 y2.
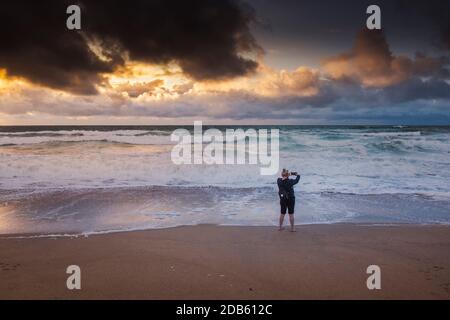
277 169 300 232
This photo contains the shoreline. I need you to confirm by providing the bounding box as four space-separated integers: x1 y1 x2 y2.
0 224 449 299
2 188 450 233
0 221 449 239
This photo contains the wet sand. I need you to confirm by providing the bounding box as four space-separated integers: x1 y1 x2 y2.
0 224 449 299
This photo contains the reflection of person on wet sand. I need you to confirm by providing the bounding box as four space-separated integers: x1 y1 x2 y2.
277 169 300 232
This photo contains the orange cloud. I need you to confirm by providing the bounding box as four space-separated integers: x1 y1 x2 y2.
323 30 410 87
0 68 31 95
257 65 320 97
114 79 164 98
192 62 320 98
322 29 447 88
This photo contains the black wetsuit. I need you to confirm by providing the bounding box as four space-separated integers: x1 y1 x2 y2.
277 175 300 214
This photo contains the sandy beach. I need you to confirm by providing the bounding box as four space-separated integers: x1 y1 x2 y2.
0 224 449 300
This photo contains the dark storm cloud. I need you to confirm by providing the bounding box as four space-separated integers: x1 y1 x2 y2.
0 0 260 94
443 24 450 50
0 1 117 95
381 78 450 104
249 0 450 59
391 0 450 50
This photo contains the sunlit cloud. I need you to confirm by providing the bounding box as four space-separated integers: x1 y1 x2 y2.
0 0 449 125
322 30 449 88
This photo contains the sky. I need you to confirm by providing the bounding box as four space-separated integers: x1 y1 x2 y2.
0 0 449 125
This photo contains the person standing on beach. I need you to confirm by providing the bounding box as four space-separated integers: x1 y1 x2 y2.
277 169 300 232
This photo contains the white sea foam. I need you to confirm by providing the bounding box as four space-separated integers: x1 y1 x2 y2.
1 127 449 198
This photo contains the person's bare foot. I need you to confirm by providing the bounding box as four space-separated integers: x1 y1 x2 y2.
290 228 297 232
278 226 284 231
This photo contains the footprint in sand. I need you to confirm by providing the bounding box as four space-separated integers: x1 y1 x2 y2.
0 262 21 271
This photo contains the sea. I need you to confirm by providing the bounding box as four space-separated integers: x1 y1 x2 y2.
0 125 449 235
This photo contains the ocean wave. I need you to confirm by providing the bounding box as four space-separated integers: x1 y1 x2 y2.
1 185 447 196
0 134 173 146
367 140 409 153
133 130 172 136
1 126 449 198
362 131 422 137
1 186 449 235
0 132 84 138
0 139 138 148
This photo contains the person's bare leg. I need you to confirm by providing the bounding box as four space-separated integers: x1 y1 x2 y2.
278 214 285 230
289 214 296 232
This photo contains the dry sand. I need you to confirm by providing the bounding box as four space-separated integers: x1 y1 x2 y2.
0 224 449 299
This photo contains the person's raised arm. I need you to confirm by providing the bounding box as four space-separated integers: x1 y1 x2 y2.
291 174 300 185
